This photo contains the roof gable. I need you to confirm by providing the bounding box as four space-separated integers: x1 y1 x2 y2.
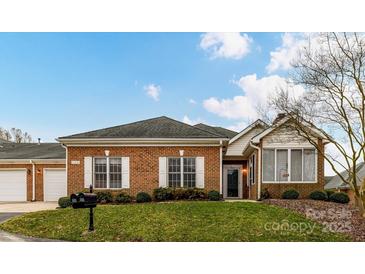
325 162 365 190
251 116 327 144
59 116 225 140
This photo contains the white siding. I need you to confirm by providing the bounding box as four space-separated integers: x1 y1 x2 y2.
226 126 265 156
262 124 315 147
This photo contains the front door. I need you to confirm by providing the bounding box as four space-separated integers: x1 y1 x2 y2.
223 165 242 199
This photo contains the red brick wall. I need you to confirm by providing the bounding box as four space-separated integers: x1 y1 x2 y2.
67 146 221 196
0 163 65 201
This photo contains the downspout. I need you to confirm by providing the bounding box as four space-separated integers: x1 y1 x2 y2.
249 141 261 200
61 144 68 196
219 140 223 195
30 160 36 201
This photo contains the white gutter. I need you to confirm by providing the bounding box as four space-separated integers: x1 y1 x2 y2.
249 141 261 200
30 160 36 201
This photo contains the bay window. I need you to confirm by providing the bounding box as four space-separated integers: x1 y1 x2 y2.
168 157 196 188
262 148 316 182
94 157 122 189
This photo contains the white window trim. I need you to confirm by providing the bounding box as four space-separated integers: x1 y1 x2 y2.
167 157 197 188
93 157 124 189
262 148 317 184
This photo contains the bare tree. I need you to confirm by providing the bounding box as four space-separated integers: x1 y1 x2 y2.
0 127 33 143
269 32 365 216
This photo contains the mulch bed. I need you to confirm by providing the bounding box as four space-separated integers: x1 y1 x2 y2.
263 199 365 242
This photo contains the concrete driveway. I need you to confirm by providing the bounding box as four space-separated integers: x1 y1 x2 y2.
0 203 60 242
0 202 58 213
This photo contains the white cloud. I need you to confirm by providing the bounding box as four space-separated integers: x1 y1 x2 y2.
144 84 161 101
182 115 204 125
203 74 305 120
227 121 248 132
200 32 253 60
266 33 323 73
189 99 197 105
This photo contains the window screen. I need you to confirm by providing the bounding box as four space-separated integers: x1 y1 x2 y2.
303 149 316 181
291 149 303 181
263 149 275 181
276 149 288 182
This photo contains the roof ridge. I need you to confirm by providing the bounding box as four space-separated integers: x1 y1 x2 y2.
162 116 223 138
59 116 170 139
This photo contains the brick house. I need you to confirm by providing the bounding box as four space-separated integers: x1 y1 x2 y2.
0 114 328 201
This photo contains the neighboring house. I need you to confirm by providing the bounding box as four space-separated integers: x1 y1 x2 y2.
0 142 66 201
0 114 327 202
325 162 365 202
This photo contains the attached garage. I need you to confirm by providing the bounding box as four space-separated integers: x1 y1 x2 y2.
0 169 27 202
0 142 66 201
43 169 67 201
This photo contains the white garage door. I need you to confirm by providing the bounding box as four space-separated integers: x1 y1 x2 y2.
0 170 27 202
44 169 67 202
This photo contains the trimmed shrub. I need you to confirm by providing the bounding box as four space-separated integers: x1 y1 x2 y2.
136 192 152 203
96 191 113 204
153 187 174 201
207 190 221 201
309 191 327 201
115 193 133 204
282 189 300 199
325 190 335 200
58 197 71 208
261 188 271 200
172 188 189 200
329 192 350 204
188 188 206 200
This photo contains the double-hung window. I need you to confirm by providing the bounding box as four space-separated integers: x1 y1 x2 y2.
168 157 196 188
262 148 316 182
94 157 122 189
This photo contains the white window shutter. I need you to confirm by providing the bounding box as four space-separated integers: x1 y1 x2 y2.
84 157 93 188
122 157 130 188
196 157 205 188
159 157 167 187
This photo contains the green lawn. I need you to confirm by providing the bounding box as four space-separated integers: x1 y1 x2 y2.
0 202 350 242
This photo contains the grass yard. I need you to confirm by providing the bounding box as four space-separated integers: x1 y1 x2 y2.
0 202 350 242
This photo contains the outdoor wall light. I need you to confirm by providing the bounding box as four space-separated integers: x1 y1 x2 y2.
179 150 184 156
105 150 110 156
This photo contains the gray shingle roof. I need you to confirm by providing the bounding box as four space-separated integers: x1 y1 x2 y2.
194 123 238 138
59 116 224 139
325 162 365 190
0 143 66 159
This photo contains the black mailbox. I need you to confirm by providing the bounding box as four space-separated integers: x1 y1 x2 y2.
70 193 97 209
71 185 97 232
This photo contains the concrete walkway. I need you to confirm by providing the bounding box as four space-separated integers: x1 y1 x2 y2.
0 202 58 213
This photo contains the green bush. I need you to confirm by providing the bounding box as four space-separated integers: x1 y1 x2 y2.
172 188 189 200
58 197 72 208
309 191 327 201
261 188 271 200
282 189 300 199
153 187 174 201
187 188 206 200
96 191 113 204
325 190 335 200
329 192 350 204
136 192 152 203
115 193 133 204
207 190 221 201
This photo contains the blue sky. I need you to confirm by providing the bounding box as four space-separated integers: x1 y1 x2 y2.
0 32 296 141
